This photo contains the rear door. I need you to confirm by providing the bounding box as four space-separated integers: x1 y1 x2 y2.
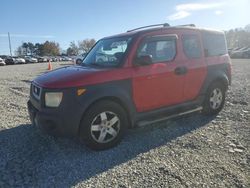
132 34 187 112
181 32 207 101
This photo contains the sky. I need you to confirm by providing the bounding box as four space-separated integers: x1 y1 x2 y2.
0 0 250 55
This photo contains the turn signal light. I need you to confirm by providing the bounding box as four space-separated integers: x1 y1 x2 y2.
77 88 86 96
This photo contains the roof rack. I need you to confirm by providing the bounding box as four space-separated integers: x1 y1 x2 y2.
127 23 196 33
127 23 170 32
177 24 196 27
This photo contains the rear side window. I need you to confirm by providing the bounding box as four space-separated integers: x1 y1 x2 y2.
182 35 202 58
202 32 227 57
137 36 176 63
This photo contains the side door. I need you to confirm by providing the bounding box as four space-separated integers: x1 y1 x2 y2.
181 33 207 101
132 34 187 112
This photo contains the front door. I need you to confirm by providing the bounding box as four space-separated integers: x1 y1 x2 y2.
132 34 186 112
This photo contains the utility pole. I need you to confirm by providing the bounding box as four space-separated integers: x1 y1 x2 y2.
8 32 12 56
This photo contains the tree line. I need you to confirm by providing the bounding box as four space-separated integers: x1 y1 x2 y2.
225 24 250 48
15 39 96 56
16 41 60 56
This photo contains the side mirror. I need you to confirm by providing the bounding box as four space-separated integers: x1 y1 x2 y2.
134 55 153 66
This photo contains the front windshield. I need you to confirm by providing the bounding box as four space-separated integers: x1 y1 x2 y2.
82 36 132 67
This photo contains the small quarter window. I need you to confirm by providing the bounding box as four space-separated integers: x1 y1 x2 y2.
202 32 227 57
182 35 202 58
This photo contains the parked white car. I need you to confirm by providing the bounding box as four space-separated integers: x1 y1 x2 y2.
63 56 73 61
14 57 26 64
0 58 6 66
25 56 38 63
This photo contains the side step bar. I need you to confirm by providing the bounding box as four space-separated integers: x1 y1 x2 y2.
137 106 203 127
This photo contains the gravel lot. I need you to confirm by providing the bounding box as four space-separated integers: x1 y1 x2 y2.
0 60 249 187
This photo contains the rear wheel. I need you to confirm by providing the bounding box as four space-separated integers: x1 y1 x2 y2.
202 82 226 115
79 101 128 150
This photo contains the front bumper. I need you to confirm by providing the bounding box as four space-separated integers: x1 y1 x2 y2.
27 86 85 137
28 101 65 136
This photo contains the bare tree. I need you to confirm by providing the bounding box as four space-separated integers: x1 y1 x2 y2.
42 41 60 56
225 26 250 48
78 39 96 53
15 46 24 56
68 41 79 55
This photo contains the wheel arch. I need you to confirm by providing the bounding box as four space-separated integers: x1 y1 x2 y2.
77 85 137 134
85 96 134 127
200 70 229 95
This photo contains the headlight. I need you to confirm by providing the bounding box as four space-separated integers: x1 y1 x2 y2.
45 92 63 107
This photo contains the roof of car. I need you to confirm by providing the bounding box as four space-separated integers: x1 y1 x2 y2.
103 24 224 39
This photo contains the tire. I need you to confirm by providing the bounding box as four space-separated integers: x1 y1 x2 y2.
202 82 226 115
76 59 82 64
79 100 128 150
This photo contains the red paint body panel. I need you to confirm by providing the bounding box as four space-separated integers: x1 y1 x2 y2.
182 59 207 101
34 66 132 88
180 30 207 101
132 62 185 112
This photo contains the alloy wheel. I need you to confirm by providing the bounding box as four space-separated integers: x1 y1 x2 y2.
90 111 120 143
209 88 223 110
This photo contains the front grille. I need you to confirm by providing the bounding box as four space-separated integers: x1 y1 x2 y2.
32 83 42 100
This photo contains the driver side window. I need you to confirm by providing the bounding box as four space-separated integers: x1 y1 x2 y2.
137 36 177 63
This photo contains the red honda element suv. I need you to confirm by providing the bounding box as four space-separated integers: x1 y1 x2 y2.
28 24 231 150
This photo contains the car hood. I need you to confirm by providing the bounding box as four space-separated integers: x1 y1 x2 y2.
34 65 109 88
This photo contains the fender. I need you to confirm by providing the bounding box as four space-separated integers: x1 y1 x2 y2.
199 64 229 95
75 79 137 127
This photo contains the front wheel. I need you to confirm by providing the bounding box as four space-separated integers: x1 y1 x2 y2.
202 82 226 115
79 101 128 150
76 59 82 64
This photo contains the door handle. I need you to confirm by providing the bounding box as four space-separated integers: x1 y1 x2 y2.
174 66 188 75
146 75 156 79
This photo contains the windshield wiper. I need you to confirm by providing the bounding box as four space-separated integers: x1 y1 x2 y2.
89 62 104 67
80 63 89 67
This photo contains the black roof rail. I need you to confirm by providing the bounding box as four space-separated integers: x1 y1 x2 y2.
176 24 196 27
126 23 196 33
127 23 170 32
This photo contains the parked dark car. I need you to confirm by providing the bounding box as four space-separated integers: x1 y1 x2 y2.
242 48 250 58
28 24 231 150
75 53 87 64
5 57 15 65
230 47 250 58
